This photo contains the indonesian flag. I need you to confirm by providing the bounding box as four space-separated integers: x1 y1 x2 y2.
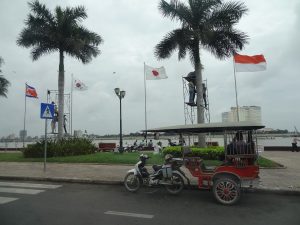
234 54 267 72
25 84 38 98
145 64 168 80
74 79 88 91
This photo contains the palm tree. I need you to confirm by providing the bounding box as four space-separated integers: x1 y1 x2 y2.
0 56 3 72
155 0 248 147
0 57 10 98
17 0 103 139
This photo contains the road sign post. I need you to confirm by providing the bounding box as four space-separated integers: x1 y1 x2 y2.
44 119 48 172
40 103 54 172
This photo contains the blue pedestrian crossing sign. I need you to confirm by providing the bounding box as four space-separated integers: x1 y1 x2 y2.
40 103 55 119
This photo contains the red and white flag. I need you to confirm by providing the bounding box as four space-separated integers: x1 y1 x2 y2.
74 79 88 91
234 54 267 72
25 84 38 98
145 64 168 80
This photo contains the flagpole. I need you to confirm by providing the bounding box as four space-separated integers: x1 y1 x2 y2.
71 74 73 137
23 83 27 148
233 57 240 122
144 62 148 145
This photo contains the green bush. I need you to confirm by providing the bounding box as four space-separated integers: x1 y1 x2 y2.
162 146 225 160
23 138 97 158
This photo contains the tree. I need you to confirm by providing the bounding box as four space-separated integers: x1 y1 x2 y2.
155 0 248 146
0 57 3 73
0 57 10 98
17 0 103 138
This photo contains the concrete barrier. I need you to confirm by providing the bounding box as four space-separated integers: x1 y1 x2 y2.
264 146 294 151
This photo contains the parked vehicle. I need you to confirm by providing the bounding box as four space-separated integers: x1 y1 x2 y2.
147 121 265 205
124 154 186 194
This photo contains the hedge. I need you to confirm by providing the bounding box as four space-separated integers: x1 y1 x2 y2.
23 138 97 158
162 146 225 160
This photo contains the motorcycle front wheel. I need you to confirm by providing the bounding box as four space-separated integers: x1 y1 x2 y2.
165 173 184 195
124 172 141 192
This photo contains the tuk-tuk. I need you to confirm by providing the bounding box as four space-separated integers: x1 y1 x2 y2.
147 121 265 205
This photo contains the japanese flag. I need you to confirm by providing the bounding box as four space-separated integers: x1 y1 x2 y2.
145 64 168 80
74 79 88 91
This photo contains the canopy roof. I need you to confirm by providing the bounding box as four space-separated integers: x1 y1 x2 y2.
145 121 265 134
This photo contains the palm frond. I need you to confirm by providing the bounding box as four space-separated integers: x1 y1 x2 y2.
31 45 57 60
208 1 248 28
159 0 193 26
65 5 87 23
155 31 177 59
75 26 103 46
66 43 100 64
0 57 4 72
188 0 221 23
17 27 57 60
0 75 10 98
28 0 55 25
202 28 248 59
155 28 191 60
62 25 103 63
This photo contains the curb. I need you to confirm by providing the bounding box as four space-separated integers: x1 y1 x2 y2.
253 187 300 196
1 175 300 196
259 166 286 169
0 176 123 185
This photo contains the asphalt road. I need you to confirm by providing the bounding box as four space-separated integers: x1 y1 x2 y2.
0 181 299 225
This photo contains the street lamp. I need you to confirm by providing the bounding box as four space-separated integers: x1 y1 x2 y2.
114 88 126 153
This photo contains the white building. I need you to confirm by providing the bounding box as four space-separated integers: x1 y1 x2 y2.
74 130 83 138
222 106 262 123
19 130 27 139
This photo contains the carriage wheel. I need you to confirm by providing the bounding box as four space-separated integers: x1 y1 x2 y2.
213 177 240 205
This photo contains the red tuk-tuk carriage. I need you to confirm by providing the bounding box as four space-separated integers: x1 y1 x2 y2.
147 121 265 205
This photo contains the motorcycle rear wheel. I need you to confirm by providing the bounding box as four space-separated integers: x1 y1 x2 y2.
124 172 141 192
165 173 184 195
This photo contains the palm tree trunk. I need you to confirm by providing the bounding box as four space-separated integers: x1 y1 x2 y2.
195 52 206 147
58 50 64 139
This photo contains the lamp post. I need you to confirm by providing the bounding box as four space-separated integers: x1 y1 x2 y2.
114 88 126 153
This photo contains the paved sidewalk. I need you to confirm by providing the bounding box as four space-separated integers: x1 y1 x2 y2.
258 151 300 193
0 151 299 194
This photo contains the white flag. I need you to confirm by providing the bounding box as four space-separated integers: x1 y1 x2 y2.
74 79 88 91
145 64 168 80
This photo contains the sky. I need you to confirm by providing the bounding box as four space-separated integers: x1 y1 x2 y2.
0 0 299 137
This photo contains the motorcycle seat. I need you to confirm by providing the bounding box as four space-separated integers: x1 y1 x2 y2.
152 165 162 172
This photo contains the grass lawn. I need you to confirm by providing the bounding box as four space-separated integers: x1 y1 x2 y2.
257 156 284 168
0 152 282 168
0 152 163 164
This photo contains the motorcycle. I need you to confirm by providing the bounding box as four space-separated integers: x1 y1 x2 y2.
124 141 144 152
124 154 186 195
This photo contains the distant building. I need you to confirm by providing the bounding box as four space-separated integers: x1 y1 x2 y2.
74 130 83 138
221 112 229 122
259 128 275 133
7 134 16 139
19 130 27 139
222 106 262 123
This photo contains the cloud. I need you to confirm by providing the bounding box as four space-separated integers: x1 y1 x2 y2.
0 0 300 138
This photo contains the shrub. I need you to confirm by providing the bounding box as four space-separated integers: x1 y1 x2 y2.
23 138 97 158
162 146 225 160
